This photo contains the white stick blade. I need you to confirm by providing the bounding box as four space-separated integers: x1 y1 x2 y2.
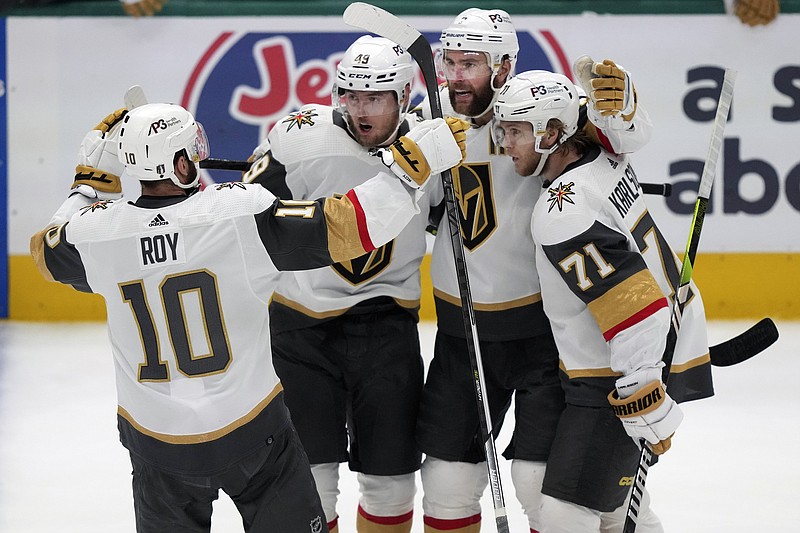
342 2 421 49
124 85 148 109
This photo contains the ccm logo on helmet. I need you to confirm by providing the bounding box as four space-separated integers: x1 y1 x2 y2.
148 117 182 136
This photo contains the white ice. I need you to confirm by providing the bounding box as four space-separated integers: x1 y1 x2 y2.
1 320 797 532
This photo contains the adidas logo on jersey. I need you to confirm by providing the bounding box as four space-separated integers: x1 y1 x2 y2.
148 214 169 227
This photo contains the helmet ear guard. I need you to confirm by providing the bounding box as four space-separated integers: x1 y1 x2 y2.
117 103 208 190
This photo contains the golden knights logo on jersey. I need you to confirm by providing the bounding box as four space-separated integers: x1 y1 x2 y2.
452 162 497 250
547 181 576 213
79 200 114 215
331 240 394 285
215 182 247 191
282 108 318 131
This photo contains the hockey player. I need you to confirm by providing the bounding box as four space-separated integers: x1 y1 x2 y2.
243 36 468 533
30 101 463 533
416 8 656 533
492 70 714 532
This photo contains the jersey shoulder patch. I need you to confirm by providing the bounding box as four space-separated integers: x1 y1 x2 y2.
268 105 357 165
197 181 275 217
65 199 125 243
534 168 606 246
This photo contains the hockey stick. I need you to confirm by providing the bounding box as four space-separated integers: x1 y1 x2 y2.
343 3 510 531
124 85 148 109
709 317 778 367
199 158 253 171
623 68 737 533
640 182 671 197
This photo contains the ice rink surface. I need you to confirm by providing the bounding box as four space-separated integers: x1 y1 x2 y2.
1 319 797 532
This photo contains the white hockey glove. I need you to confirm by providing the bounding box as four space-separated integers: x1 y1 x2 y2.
373 117 467 190
120 0 167 17
574 55 638 128
71 108 127 201
608 366 683 455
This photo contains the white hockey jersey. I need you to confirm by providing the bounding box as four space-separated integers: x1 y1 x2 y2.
532 146 713 406
31 177 422 473
424 84 654 341
245 105 430 330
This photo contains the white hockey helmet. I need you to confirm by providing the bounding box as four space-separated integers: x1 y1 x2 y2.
438 8 519 80
117 103 209 189
493 71 580 176
333 35 414 117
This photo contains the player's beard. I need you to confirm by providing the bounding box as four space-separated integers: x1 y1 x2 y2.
447 79 496 118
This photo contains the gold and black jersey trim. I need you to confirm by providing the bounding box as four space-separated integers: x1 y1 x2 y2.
559 353 713 407
269 294 420 333
30 223 92 293
118 383 283 445
117 385 292 475
433 291 550 341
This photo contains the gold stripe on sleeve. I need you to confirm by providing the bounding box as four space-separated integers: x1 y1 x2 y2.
323 195 367 264
587 270 664 334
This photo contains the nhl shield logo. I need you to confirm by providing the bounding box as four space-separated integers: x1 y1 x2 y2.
310 515 323 533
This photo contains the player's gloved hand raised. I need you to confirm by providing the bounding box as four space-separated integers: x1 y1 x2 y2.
735 0 779 26
608 366 683 455
71 109 128 201
374 117 468 190
574 55 638 124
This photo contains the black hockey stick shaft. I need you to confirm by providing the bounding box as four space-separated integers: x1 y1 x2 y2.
623 68 736 533
640 182 671 197
200 158 253 171
343 3 509 531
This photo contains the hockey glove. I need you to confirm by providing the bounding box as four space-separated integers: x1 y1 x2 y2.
608 366 683 455
71 108 127 200
574 56 638 124
120 0 167 18
374 117 467 190
735 0 779 26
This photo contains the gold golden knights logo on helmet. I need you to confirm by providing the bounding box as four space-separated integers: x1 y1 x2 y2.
452 162 497 250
